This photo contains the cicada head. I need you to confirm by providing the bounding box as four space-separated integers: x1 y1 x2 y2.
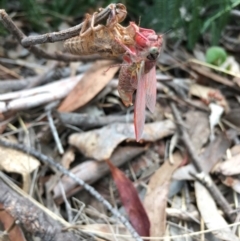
146 46 159 61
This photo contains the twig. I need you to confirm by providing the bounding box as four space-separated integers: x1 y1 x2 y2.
0 64 21 79
0 79 29 92
0 138 143 241
26 62 58 89
0 5 113 62
170 102 235 223
57 112 134 129
47 110 64 155
20 6 112 46
0 172 96 241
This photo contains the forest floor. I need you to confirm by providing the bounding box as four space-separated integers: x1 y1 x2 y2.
0 4 240 241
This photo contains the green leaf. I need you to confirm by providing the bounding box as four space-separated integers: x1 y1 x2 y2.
206 46 227 66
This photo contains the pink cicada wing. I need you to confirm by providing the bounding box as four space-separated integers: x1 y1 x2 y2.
134 61 147 142
145 63 156 113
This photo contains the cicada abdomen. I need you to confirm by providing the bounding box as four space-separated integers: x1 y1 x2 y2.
118 62 139 106
64 27 127 57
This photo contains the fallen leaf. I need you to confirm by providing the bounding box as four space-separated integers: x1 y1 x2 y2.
185 110 210 152
58 60 119 112
189 83 228 110
195 182 239 241
173 134 230 180
106 159 150 238
144 152 183 239
69 120 175 160
221 176 240 193
166 207 200 221
0 145 40 192
214 153 240 176
61 147 75 169
230 145 240 156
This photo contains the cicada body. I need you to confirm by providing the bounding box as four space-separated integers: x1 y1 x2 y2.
64 3 163 141
118 59 158 141
118 29 163 141
64 26 127 57
118 62 138 107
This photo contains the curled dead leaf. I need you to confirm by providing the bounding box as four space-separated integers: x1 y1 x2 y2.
69 120 175 160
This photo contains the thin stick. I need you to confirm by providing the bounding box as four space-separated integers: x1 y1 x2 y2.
21 6 112 46
0 138 143 241
47 110 64 155
170 102 235 223
0 5 113 62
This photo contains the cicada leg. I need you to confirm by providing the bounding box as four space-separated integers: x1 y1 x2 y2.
114 37 138 61
80 4 127 38
80 12 104 37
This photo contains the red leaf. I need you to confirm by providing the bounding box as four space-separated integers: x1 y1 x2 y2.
106 159 150 237
0 203 26 241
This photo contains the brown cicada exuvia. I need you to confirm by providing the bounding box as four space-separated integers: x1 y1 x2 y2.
64 4 136 57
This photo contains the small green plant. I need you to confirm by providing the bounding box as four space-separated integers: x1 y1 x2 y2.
206 46 227 66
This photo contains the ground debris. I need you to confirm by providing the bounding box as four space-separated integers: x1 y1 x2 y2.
1 3 240 241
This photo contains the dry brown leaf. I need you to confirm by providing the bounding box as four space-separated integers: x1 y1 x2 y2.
69 120 175 160
166 207 200 221
60 147 75 169
195 182 239 241
144 152 183 239
214 153 240 176
189 83 228 111
213 145 240 179
58 60 119 112
185 110 210 152
0 145 40 192
173 134 230 180
221 176 240 193
230 145 240 156
0 145 39 174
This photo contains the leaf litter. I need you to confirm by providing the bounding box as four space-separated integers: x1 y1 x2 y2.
0 3 240 241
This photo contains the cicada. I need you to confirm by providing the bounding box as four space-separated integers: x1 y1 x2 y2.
118 60 160 141
64 4 163 141
118 27 163 141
